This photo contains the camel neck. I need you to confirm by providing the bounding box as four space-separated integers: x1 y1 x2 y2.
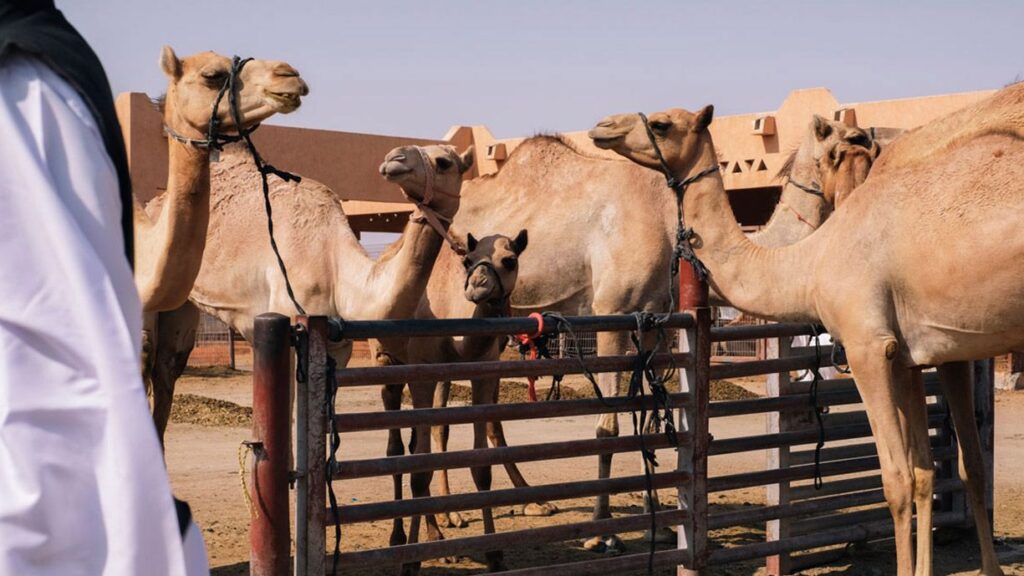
338 217 445 321
458 299 508 358
750 179 829 248
682 135 820 322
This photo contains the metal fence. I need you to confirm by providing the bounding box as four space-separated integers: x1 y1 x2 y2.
247 314 993 575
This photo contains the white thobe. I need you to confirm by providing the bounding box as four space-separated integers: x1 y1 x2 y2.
0 53 203 575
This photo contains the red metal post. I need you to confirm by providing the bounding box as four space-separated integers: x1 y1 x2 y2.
678 263 709 310
250 313 292 576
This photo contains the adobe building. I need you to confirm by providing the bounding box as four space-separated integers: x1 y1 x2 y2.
116 86 993 233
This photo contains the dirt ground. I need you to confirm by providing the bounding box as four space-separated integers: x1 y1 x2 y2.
165 365 1024 575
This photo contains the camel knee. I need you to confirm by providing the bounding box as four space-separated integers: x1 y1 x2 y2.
387 430 405 458
913 466 934 502
882 469 914 518
595 412 619 438
410 471 433 497
470 465 492 491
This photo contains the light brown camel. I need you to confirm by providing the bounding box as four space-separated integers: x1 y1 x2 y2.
377 230 529 574
408 122 884 554
145 143 472 444
137 46 307 312
588 88 1024 575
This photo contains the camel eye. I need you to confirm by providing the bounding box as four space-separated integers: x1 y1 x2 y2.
846 133 870 148
435 157 453 171
650 121 671 132
201 69 228 82
501 257 517 271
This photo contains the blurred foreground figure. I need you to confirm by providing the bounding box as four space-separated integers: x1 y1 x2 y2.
0 1 206 574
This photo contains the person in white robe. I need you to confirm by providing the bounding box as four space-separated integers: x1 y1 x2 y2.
0 52 207 575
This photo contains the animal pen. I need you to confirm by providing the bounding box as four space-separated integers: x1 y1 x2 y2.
246 307 994 575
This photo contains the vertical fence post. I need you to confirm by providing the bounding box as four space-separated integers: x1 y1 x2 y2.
974 359 996 528
935 373 961 523
765 335 794 575
228 328 237 370
250 313 291 576
295 316 328 576
678 266 710 575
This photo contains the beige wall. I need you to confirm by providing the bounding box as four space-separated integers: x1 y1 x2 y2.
118 86 994 232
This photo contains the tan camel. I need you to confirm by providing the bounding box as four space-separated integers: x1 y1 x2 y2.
136 46 307 312
146 143 472 444
589 87 1024 575
376 230 529 574
407 123 883 554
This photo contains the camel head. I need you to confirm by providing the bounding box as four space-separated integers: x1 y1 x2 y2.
809 117 883 207
588 106 715 173
159 46 309 141
379 145 474 220
778 115 881 212
460 230 529 306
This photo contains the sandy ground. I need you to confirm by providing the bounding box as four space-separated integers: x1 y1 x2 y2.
165 365 1024 575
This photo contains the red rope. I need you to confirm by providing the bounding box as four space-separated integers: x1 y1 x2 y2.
513 313 545 401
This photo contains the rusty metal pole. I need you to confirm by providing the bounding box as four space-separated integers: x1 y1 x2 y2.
228 328 237 370
678 264 710 576
250 313 291 576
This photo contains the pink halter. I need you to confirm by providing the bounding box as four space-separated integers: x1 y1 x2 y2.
402 147 466 255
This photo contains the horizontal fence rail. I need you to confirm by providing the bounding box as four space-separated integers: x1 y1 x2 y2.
330 312 695 340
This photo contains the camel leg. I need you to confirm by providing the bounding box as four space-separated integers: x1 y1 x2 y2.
484 418 558 517
939 361 1004 576
432 380 467 529
381 383 408 547
847 337 916 576
151 303 199 448
401 381 448 576
584 330 626 554
902 368 935 576
471 378 506 572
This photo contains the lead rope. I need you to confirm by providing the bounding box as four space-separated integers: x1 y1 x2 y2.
808 325 829 490
325 355 342 576
224 55 307 316
630 312 680 575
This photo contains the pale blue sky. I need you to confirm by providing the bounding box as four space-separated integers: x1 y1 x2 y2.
63 1 1023 140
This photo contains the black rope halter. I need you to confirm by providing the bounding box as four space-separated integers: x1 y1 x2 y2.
162 57 259 157
464 260 509 307
787 178 826 199
637 112 718 313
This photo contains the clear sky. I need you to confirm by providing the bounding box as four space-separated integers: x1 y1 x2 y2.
63 1 1023 140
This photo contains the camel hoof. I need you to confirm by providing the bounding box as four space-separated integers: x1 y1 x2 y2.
435 511 468 528
439 555 460 564
520 502 558 517
583 535 625 555
646 526 677 544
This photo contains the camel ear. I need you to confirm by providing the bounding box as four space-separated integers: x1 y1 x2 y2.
457 145 475 174
466 232 478 253
160 45 182 80
870 140 882 159
694 105 714 131
813 115 833 141
512 229 528 255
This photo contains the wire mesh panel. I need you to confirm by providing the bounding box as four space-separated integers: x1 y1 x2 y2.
712 307 764 360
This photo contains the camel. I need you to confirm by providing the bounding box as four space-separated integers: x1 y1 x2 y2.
376 230 530 574
137 46 308 312
146 143 473 444
588 87 1024 575
403 122 883 554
